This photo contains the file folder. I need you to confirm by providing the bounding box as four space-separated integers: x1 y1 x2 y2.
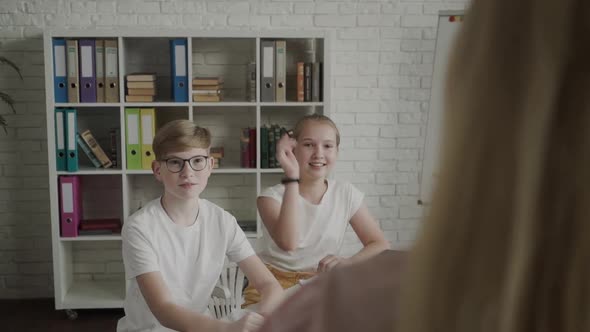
54 108 66 171
170 39 188 102
59 175 82 237
260 40 275 102
52 39 68 103
275 40 286 102
66 40 79 103
65 108 78 172
104 39 119 102
140 108 156 169
78 39 96 103
95 39 105 103
125 108 142 169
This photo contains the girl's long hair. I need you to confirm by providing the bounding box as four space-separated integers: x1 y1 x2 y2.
399 0 590 331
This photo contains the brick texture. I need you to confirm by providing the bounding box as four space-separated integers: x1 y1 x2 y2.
0 0 467 298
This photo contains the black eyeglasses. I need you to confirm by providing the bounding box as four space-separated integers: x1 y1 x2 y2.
160 155 209 173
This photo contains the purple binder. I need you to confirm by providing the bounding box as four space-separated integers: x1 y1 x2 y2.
78 39 97 103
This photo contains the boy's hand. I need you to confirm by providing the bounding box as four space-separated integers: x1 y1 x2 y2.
276 133 299 179
317 254 347 273
223 312 265 332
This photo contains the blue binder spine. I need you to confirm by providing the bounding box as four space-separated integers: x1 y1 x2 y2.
52 39 68 103
170 39 188 102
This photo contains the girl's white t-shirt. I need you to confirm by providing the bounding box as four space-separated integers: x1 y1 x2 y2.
256 179 364 272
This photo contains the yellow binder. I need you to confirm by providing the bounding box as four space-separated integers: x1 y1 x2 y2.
140 108 156 169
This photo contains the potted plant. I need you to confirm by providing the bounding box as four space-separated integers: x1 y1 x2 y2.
0 56 23 134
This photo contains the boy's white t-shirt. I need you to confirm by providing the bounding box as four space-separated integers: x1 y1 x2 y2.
117 197 255 332
256 179 364 272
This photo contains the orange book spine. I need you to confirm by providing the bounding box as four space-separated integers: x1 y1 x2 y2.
296 62 304 102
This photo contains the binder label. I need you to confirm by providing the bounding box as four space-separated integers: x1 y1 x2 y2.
67 112 76 151
62 183 73 213
263 46 274 77
56 111 64 149
80 45 93 77
127 114 139 145
141 114 153 144
55 45 66 76
174 45 186 76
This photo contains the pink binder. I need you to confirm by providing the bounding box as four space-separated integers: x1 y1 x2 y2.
59 175 82 237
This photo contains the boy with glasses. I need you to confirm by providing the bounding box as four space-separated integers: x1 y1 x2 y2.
118 120 284 332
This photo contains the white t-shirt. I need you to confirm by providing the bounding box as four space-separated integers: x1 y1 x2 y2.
256 179 364 272
117 197 255 332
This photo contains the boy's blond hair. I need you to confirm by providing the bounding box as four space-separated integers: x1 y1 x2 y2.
292 114 340 147
153 120 211 160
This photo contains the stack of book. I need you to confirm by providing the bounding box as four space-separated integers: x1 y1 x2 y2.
126 73 157 102
78 218 122 236
210 147 224 169
193 77 223 102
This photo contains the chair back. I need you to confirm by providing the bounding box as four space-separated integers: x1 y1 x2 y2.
208 261 245 320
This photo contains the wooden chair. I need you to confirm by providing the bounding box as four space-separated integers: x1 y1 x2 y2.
208 262 246 320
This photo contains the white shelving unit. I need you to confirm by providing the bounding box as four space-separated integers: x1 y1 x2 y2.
44 29 329 311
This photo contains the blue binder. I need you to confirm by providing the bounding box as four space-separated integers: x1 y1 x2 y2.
52 39 68 103
170 39 188 102
54 108 67 171
64 108 78 172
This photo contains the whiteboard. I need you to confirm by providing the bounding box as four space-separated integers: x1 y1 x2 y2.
420 12 464 204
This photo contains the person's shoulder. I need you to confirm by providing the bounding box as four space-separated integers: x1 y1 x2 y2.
260 183 285 197
329 179 359 193
124 198 163 229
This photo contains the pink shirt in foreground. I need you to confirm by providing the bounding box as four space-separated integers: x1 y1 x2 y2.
259 250 407 332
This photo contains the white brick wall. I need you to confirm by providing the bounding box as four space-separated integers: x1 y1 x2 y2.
0 0 467 299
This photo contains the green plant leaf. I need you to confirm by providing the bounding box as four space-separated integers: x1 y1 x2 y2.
0 56 23 80
0 115 7 134
0 56 22 134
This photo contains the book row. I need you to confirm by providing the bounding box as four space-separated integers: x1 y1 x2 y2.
260 40 323 102
54 108 118 172
56 109 298 172
52 38 323 104
240 124 288 169
52 38 190 103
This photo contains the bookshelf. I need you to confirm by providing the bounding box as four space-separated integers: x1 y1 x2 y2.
44 30 329 311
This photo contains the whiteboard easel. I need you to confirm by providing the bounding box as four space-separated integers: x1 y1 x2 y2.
419 11 464 204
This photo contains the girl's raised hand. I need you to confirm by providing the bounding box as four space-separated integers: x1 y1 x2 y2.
275 132 299 179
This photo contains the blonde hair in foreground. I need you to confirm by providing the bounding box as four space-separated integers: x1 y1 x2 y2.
399 1 590 332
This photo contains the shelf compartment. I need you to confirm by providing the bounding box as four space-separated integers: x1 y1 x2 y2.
62 280 125 309
260 38 325 103
193 106 256 170
55 241 124 309
122 37 188 103
192 38 256 103
68 106 122 171
57 174 124 240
